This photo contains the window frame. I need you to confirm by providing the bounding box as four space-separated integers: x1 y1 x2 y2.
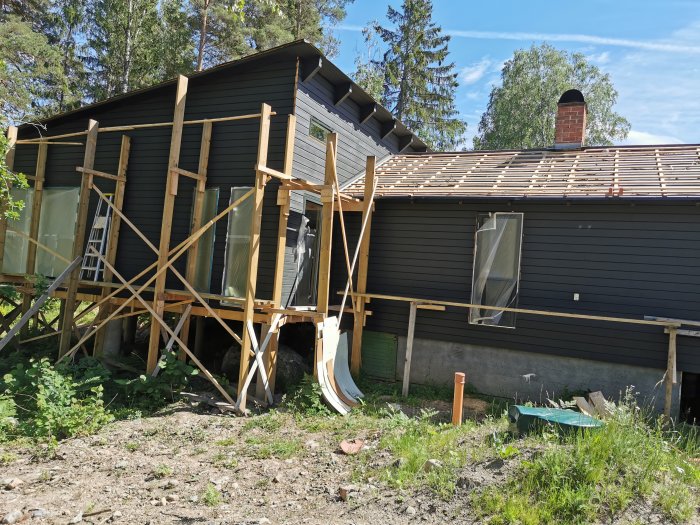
469 211 524 329
308 116 333 144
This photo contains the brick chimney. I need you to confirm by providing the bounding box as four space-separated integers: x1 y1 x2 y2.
554 89 587 149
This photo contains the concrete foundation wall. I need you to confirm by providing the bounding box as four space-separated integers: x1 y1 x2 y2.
393 335 681 416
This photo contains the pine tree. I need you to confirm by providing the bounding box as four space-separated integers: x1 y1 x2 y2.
373 0 466 150
159 0 196 78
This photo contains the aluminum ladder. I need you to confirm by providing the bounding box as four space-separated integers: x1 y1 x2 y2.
80 194 113 281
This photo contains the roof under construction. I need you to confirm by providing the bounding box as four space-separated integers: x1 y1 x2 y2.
344 145 700 199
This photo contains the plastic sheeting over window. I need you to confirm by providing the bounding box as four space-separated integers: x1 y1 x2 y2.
292 201 321 306
36 188 79 277
469 212 523 328
2 188 33 275
192 188 219 292
221 187 253 300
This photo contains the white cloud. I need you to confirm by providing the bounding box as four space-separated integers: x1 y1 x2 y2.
444 29 700 55
623 130 684 145
461 58 492 85
587 51 610 64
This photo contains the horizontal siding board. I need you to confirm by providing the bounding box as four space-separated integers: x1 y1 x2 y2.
331 200 700 374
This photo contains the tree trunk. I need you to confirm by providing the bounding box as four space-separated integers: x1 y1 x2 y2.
122 0 134 94
196 0 210 71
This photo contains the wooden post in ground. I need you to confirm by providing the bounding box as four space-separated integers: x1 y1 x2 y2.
237 103 272 409
94 135 130 357
0 126 18 273
313 133 337 378
350 156 375 377
59 120 99 357
146 75 188 373
664 326 678 419
258 114 296 399
402 301 417 397
179 121 212 360
20 142 47 335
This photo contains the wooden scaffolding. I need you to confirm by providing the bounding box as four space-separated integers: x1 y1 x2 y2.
0 74 376 412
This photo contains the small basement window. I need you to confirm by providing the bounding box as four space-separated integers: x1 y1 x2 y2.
469 212 523 328
309 117 332 143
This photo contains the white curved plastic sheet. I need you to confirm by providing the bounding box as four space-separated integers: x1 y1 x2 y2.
316 316 364 414
334 332 364 401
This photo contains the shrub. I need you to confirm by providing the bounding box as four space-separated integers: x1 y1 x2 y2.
114 352 198 410
2 358 113 441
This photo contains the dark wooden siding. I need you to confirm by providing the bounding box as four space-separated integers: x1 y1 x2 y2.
14 58 297 299
331 200 700 374
280 73 411 305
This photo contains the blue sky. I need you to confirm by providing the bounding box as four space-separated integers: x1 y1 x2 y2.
330 0 700 146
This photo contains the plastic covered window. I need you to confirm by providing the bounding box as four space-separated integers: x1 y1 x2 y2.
221 187 253 300
192 188 219 292
2 187 33 275
36 187 79 277
469 212 523 328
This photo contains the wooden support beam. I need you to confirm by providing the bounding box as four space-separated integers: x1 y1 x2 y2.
402 301 417 397
302 56 323 82
381 119 397 140
59 119 99 357
147 75 188 373
360 104 377 125
664 326 678 418
237 103 272 409
313 133 337 380
256 164 293 181
0 126 18 273
75 166 125 183
398 135 414 153
263 113 296 399
334 83 353 106
180 121 212 359
94 135 130 357
20 142 47 335
316 133 337 317
350 156 375 377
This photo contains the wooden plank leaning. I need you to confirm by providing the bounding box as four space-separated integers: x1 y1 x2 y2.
59 119 99 357
0 257 82 352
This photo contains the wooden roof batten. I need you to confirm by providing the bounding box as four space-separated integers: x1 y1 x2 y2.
345 144 700 199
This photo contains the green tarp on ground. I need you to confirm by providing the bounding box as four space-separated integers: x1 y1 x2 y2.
509 405 604 435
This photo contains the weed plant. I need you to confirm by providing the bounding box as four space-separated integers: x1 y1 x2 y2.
472 392 700 524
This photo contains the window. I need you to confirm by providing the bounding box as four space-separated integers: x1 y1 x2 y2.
191 188 219 292
221 187 253 300
469 212 523 328
2 187 33 275
309 117 332 143
292 198 322 306
35 188 79 277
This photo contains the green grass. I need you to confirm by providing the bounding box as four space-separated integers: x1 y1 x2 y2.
471 398 700 524
244 435 303 459
355 408 500 499
201 483 222 506
243 410 285 432
151 463 173 479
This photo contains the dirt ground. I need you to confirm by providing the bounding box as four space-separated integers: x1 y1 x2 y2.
0 396 693 525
